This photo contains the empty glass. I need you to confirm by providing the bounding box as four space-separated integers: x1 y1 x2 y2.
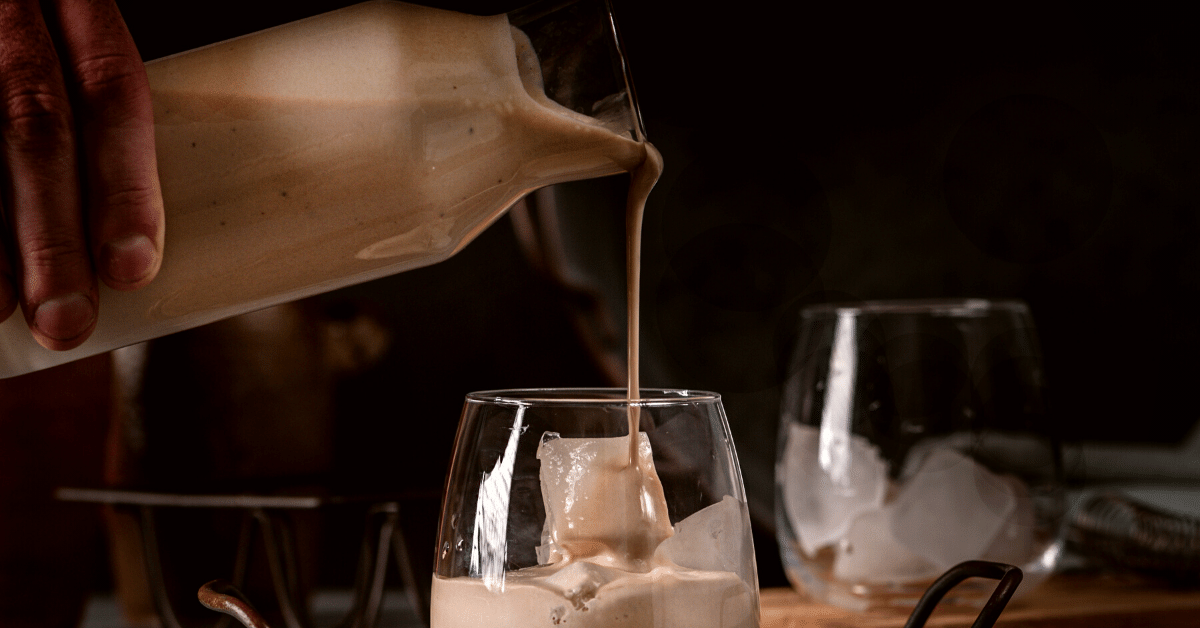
432 389 760 628
776 299 1064 611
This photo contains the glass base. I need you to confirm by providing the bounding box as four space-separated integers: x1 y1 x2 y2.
778 536 1059 613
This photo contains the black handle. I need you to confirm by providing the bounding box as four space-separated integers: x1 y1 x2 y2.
903 561 1023 628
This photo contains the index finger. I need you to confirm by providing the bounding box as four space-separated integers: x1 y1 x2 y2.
0 0 97 350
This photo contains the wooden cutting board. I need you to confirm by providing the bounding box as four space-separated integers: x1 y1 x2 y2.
760 574 1200 627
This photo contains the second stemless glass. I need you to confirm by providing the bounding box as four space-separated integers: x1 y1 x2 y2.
432 389 760 628
776 299 1065 611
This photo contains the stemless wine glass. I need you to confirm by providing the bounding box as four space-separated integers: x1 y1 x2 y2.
776 299 1064 611
432 389 760 628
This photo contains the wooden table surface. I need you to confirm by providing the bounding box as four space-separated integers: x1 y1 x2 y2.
760 574 1200 627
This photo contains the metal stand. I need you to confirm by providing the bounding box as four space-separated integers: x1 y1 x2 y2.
58 488 430 628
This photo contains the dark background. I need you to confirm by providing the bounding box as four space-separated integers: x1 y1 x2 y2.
110 0 1200 596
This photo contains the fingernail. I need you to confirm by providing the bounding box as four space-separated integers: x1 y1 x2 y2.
102 234 158 286
33 293 96 342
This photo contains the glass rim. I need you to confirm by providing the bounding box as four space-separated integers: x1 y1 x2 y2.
799 298 1030 318
465 387 720 406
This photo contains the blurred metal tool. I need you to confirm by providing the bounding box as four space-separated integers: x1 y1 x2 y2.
1067 491 1200 583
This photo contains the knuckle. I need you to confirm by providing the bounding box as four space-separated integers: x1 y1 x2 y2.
95 181 161 217
20 228 87 274
72 52 146 102
2 85 73 153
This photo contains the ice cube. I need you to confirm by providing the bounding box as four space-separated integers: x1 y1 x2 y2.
542 561 619 610
981 475 1035 566
781 422 888 556
889 447 1016 570
833 507 941 584
536 432 673 568
656 495 753 584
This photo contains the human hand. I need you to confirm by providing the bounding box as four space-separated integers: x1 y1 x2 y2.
0 0 163 351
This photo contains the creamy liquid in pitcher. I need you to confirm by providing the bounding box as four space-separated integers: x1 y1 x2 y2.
143 3 646 319
0 0 644 376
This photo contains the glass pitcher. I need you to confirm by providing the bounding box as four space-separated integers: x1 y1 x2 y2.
0 0 647 378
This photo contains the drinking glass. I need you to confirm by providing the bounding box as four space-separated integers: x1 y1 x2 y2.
432 389 760 628
775 299 1064 611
